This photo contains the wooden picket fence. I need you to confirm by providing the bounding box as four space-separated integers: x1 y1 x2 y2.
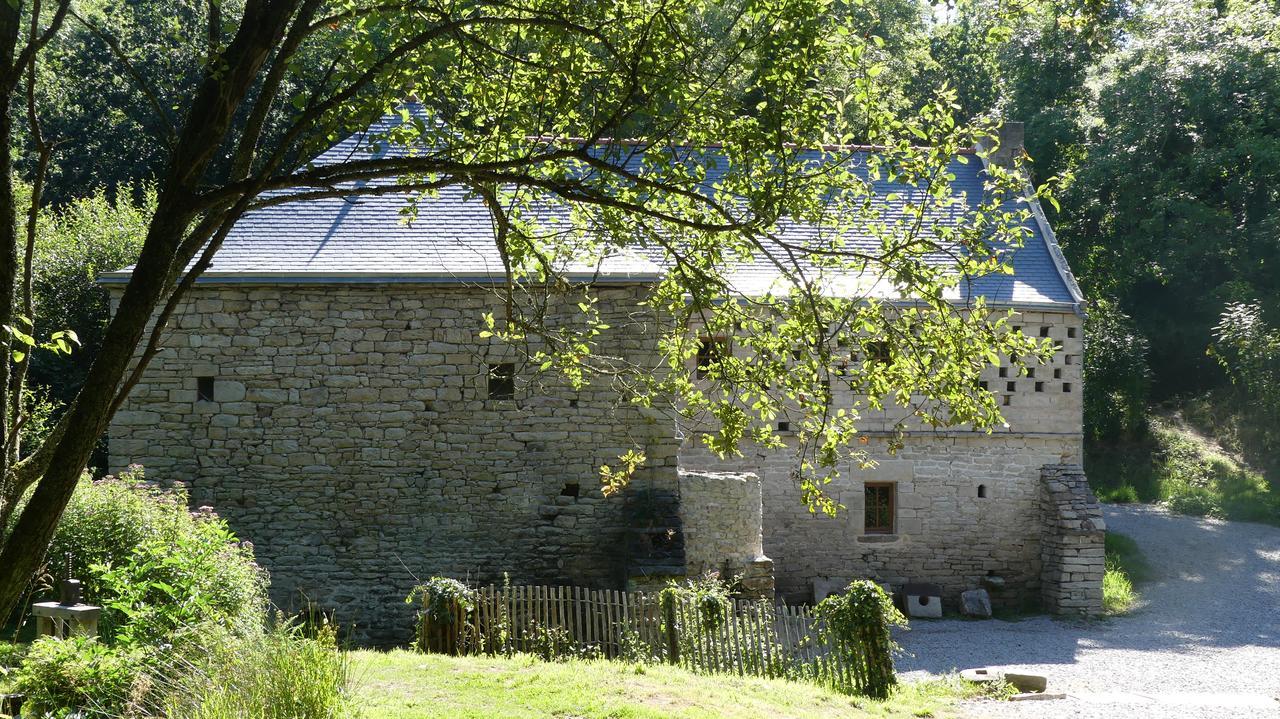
414 584 894 696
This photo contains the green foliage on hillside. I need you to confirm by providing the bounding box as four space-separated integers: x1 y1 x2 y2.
1087 415 1280 524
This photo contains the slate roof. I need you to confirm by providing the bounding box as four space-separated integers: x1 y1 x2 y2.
100 109 1083 310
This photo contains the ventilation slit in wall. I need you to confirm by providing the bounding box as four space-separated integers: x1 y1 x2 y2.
1063 382 1073 393
1006 381 1016 393
196 376 215 402
487 363 515 400
1039 326 1050 337
1067 327 1078 339
1054 368 1062 379
1035 381 1045 392
977 484 987 498
777 421 791 432
560 483 580 498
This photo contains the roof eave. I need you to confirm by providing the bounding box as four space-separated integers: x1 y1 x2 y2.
96 270 663 286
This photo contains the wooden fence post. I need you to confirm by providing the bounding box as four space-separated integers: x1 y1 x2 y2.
662 594 679 665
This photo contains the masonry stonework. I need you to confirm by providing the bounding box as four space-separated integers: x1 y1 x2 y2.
680 310 1086 611
1039 464 1106 614
109 283 1094 636
676 469 774 599
111 283 700 643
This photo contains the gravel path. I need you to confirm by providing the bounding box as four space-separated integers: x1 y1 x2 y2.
896 504 1280 718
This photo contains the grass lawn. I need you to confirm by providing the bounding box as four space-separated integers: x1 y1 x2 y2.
351 649 988 719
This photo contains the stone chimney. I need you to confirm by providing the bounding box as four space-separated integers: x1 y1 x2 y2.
977 121 1025 170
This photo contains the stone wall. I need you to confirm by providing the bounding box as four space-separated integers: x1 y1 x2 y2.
108 281 1085 634
108 283 681 644
676 469 773 598
1039 464 1105 614
681 433 1079 609
680 309 1085 610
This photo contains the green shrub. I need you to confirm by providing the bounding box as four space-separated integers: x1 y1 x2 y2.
0 641 26 669
812 580 906 698
1083 298 1151 442
1164 487 1225 518
11 636 142 718
45 466 268 647
139 620 353 719
1097 484 1139 503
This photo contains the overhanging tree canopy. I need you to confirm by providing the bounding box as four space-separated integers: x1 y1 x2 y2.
0 0 1055 622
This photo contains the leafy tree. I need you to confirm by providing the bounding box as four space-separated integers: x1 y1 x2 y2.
1082 297 1150 440
0 0 1053 624
1057 0 1280 397
27 186 152 410
1212 301 1280 482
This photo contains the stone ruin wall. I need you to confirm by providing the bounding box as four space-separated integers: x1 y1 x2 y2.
676 469 774 599
1039 464 1105 614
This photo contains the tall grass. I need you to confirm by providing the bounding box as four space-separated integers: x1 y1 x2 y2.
136 620 353 719
1102 532 1150 614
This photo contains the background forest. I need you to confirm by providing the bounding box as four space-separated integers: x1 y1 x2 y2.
19 0 1280 520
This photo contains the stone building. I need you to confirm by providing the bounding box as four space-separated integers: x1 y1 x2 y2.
104 115 1103 643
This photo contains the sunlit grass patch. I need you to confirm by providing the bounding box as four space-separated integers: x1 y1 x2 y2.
351 649 988 719
1102 531 1151 614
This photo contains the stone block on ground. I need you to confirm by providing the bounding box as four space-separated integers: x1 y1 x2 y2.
961 588 992 618
902 582 943 619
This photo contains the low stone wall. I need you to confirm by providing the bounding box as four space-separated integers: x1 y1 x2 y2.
676 469 773 599
1039 464 1105 614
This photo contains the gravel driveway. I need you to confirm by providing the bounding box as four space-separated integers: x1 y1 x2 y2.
896 504 1280 718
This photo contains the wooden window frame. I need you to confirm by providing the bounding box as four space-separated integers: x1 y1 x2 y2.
864 482 896 535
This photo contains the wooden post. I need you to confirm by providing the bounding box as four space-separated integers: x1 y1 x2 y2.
663 594 679 665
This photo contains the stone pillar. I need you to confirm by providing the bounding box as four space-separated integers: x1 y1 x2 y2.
676 469 775 601
1039 464 1104 614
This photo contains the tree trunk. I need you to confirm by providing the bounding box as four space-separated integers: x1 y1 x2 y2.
0 0 304 623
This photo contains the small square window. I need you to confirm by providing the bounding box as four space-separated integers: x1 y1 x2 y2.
978 380 989 391
864 483 895 534
1067 327 1078 339
1065 355 1075 366
1002 395 1012 406
1035 381 1045 392
1054 368 1062 379
866 341 891 364
1039 326 1050 337
1063 382 1073 393
1027 368 1036 379
998 367 1008 378
1012 325 1022 333
1006 381 1016 393
196 376 215 402
777 421 791 432
487 363 515 400
696 337 728 379
560 483 580 498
